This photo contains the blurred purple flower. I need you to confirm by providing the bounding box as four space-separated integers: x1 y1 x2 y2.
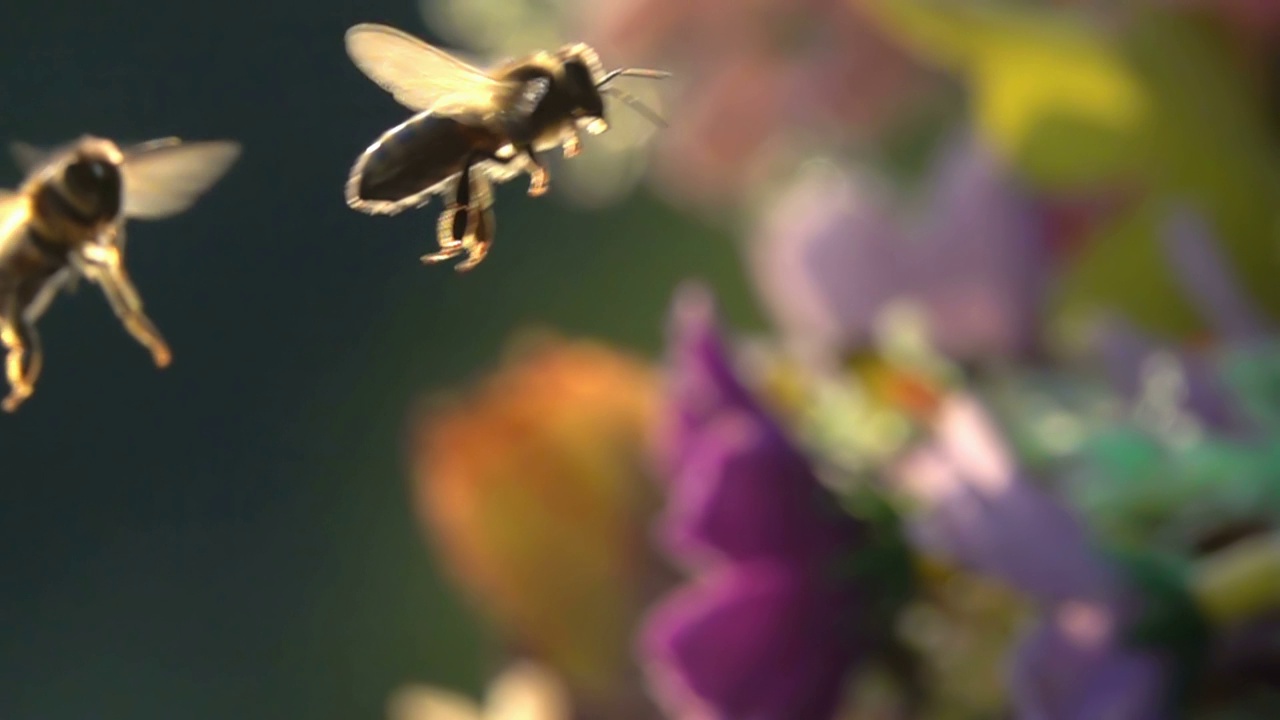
893 394 1172 719
579 0 931 206
640 284 872 720
748 131 1049 365
1094 316 1247 434
1158 206 1270 345
1093 205 1268 434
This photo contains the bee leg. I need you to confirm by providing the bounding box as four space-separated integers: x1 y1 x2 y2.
453 204 495 273
526 152 550 198
0 308 40 413
80 245 171 368
562 132 581 159
422 164 477 266
421 206 466 265
452 172 496 272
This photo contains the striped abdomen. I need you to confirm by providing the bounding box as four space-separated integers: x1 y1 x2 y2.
346 111 504 215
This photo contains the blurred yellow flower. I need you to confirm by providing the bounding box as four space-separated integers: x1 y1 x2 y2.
409 335 662 705
389 661 570 720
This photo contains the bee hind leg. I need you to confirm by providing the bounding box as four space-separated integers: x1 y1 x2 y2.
421 207 466 265
424 165 497 272
452 204 495 273
422 165 475 266
0 312 41 413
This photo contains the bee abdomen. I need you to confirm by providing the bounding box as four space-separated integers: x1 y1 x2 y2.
346 112 504 215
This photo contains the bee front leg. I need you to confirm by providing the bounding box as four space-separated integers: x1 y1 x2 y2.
562 132 581 159
79 245 171 368
0 305 41 413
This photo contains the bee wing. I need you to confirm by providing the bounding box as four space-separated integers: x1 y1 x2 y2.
8 140 83 175
344 23 504 112
120 140 242 220
9 142 49 173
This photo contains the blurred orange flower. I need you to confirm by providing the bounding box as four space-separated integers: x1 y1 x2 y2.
408 335 663 708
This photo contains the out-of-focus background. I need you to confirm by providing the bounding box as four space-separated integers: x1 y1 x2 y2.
3 0 1280 718
0 1 755 718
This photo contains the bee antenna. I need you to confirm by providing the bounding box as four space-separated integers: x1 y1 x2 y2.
604 87 669 128
597 68 673 88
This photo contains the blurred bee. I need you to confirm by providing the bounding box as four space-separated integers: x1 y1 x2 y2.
344 23 670 272
0 135 240 412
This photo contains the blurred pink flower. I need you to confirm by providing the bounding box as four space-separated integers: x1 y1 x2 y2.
580 0 932 206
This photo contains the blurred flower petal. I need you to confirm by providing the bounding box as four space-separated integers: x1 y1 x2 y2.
663 283 769 476
1010 601 1169 720
485 661 572 720
641 562 862 720
411 337 661 699
1158 205 1270 344
749 132 1048 364
915 132 1047 360
580 0 929 204
389 686 483 720
664 406 867 569
642 283 874 720
749 163 904 361
894 394 1113 602
1093 316 1245 434
389 662 572 720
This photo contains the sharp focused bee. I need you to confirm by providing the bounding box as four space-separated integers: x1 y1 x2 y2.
0 135 240 412
344 23 670 272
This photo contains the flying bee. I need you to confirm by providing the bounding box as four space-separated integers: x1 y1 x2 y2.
343 23 670 272
0 134 240 412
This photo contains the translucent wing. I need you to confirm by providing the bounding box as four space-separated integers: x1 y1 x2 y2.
120 140 241 219
9 140 82 176
344 23 503 112
9 142 50 173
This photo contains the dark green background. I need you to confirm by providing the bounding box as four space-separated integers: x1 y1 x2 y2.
0 2 757 718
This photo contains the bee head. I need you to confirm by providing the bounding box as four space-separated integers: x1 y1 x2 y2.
559 45 671 131
55 137 124 222
558 44 611 135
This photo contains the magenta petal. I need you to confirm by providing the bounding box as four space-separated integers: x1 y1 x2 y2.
662 410 863 567
1011 603 1168 720
641 562 862 720
663 283 764 475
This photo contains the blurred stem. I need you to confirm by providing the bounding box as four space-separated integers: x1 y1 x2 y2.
1192 532 1280 625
